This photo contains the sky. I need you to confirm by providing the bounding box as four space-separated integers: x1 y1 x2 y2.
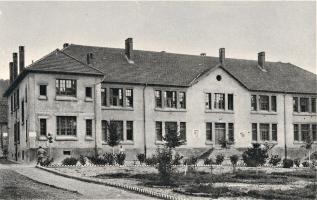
0 1 316 80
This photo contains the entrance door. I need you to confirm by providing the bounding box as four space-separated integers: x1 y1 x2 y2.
215 123 226 145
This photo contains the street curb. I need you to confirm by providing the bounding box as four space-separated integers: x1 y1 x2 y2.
36 165 186 200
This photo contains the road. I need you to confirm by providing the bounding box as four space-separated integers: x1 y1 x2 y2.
0 159 156 199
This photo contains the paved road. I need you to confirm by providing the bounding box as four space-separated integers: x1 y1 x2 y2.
0 159 156 199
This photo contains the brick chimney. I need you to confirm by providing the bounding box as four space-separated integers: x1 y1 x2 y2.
9 62 13 84
63 43 69 48
258 52 265 70
125 38 133 61
13 53 18 79
219 48 225 64
19 46 25 73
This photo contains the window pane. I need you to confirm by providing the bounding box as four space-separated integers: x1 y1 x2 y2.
294 124 299 141
251 95 257 111
85 87 92 98
311 98 316 113
180 122 186 141
293 97 298 112
56 79 76 96
40 119 46 136
228 94 234 110
206 123 212 141
259 95 269 111
155 90 162 108
272 124 277 141
126 89 133 107
205 93 211 109
252 123 257 141
179 92 186 109
102 120 107 142
101 88 107 106
300 98 309 112
56 116 76 136
271 96 276 112
156 121 163 141
165 122 177 136
126 121 133 141
215 123 225 144
312 125 317 141
301 124 310 142
214 93 225 110
228 123 234 142
40 85 47 96
260 124 270 141
86 119 92 136
165 91 177 108
110 88 123 106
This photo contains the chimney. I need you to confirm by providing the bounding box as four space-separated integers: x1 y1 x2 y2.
258 52 265 69
9 62 13 84
219 48 225 64
200 53 206 56
19 46 25 73
86 53 93 65
13 53 18 79
63 43 69 48
125 38 133 60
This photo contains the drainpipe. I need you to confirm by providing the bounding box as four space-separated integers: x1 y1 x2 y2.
284 92 287 159
143 83 148 157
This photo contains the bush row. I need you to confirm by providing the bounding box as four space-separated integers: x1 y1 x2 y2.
61 152 126 166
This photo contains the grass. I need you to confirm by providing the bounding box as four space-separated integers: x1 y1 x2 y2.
271 169 316 179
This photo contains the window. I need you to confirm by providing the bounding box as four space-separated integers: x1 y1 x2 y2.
16 89 19 109
179 92 186 109
259 95 269 111
301 124 309 142
25 86 27 103
111 121 123 141
85 87 92 98
101 88 107 106
10 96 13 112
63 151 71 155
180 122 186 141
271 96 276 112
312 124 316 142
260 124 270 141
102 120 107 141
40 119 47 136
252 123 258 141
165 122 177 136
228 94 234 110
228 123 234 142
164 91 177 108
214 93 225 110
205 93 212 109
56 79 76 96
21 100 24 124
294 124 299 141
206 123 212 141
311 98 316 113
272 124 277 141
155 121 163 141
293 97 299 112
215 123 225 144
300 98 309 112
14 122 20 144
126 89 133 107
155 90 162 108
40 85 47 96
110 88 123 106
56 116 76 136
251 95 257 111
126 121 133 141
86 119 92 136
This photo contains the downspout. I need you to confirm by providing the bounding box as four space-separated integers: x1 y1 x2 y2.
283 92 287 159
143 83 148 157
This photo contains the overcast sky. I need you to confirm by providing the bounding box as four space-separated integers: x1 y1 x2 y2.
0 1 316 80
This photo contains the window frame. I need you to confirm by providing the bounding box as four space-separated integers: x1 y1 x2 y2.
110 88 123 107
85 119 92 137
55 79 77 97
40 118 47 136
126 121 133 141
56 116 77 136
125 89 133 108
39 84 47 96
85 87 92 99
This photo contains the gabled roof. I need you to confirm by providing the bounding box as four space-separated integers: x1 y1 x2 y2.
62 44 316 94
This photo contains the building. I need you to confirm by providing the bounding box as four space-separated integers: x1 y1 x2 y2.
0 99 8 157
3 38 317 163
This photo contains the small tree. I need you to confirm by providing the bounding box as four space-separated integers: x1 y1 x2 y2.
301 134 313 164
230 155 239 173
107 121 120 154
242 143 269 167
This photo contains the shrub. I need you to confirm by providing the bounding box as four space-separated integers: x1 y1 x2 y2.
242 143 269 167
137 153 145 164
302 161 310 167
40 157 54 166
79 155 86 165
104 153 116 165
172 152 183 165
62 157 78 165
230 155 239 166
156 147 174 185
145 155 158 165
269 155 281 166
184 156 198 165
216 154 225 165
294 158 301 167
88 156 107 165
204 158 213 165
283 159 294 168
116 153 126 165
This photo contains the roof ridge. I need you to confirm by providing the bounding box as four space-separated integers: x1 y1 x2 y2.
58 49 104 74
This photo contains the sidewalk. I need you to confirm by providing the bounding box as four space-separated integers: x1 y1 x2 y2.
13 166 156 199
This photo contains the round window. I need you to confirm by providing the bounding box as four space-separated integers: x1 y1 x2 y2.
216 75 222 81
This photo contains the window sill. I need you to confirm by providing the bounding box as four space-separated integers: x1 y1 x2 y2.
293 112 317 116
38 96 48 100
205 110 234 114
38 136 48 141
154 108 186 112
85 97 93 102
55 136 78 141
251 111 277 115
101 106 134 111
85 136 94 141
55 96 77 101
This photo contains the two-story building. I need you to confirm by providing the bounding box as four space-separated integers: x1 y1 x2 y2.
3 38 317 162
